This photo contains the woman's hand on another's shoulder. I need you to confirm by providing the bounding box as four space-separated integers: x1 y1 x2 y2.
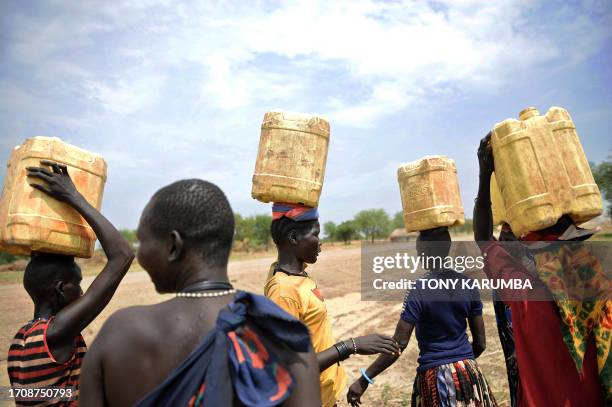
352 334 400 356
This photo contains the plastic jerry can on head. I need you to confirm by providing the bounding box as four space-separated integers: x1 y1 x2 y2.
490 106 602 237
0 137 107 258
251 111 330 207
491 172 507 226
397 155 465 232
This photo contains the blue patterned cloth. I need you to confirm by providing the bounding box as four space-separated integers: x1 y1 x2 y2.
134 291 311 407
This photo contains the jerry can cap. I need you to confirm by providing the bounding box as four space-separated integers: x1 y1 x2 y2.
519 107 540 121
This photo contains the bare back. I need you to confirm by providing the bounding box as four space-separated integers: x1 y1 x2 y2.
80 294 321 407
94 296 233 406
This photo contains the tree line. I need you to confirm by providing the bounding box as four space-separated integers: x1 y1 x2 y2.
1 158 610 263
115 209 408 252
324 210 474 244
233 210 405 250
592 159 612 218
104 159 612 253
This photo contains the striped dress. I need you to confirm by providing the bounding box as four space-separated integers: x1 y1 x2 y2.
7 318 87 406
412 359 497 407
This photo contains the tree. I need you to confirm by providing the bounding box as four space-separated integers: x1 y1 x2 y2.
234 213 250 241
354 209 393 243
232 213 272 250
0 252 21 265
336 221 359 244
252 214 272 250
323 221 337 243
591 159 612 218
119 229 138 251
393 211 404 230
450 218 474 236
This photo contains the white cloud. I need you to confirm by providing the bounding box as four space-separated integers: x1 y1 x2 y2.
5 0 610 125
201 54 306 109
1 0 611 226
84 76 166 115
325 81 415 128
120 0 605 125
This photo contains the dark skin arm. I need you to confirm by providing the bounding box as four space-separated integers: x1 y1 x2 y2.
318 334 401 372
346 319 414 406
273 295 400 372
283 346 322 407
79 332 106 407
473 132 495 245
27 160 134 363
468 314 486 358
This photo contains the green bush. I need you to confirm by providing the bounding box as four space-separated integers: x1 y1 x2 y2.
0 252 25 265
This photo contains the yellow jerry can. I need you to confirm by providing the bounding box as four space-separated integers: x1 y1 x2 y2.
491 172 507 226
397 155 465 232
0 137 107 258
251 111 330 207
491 106 602 236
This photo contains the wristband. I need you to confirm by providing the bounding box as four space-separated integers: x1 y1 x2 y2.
360 368 375 385
334 341 351 361
339 340 350 357
350 337 358 354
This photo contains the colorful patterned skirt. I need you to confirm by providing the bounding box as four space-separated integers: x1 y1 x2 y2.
411 359 497 407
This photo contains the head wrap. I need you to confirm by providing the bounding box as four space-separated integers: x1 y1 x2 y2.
272 203 319 222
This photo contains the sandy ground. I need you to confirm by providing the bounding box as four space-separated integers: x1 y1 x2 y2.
0 244 511 406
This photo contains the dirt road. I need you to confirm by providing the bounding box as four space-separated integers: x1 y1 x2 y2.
0 246 510 406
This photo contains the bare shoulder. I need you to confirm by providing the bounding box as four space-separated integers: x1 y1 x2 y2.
93 301 171 350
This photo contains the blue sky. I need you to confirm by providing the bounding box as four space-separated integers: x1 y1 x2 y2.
1 0 611 229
